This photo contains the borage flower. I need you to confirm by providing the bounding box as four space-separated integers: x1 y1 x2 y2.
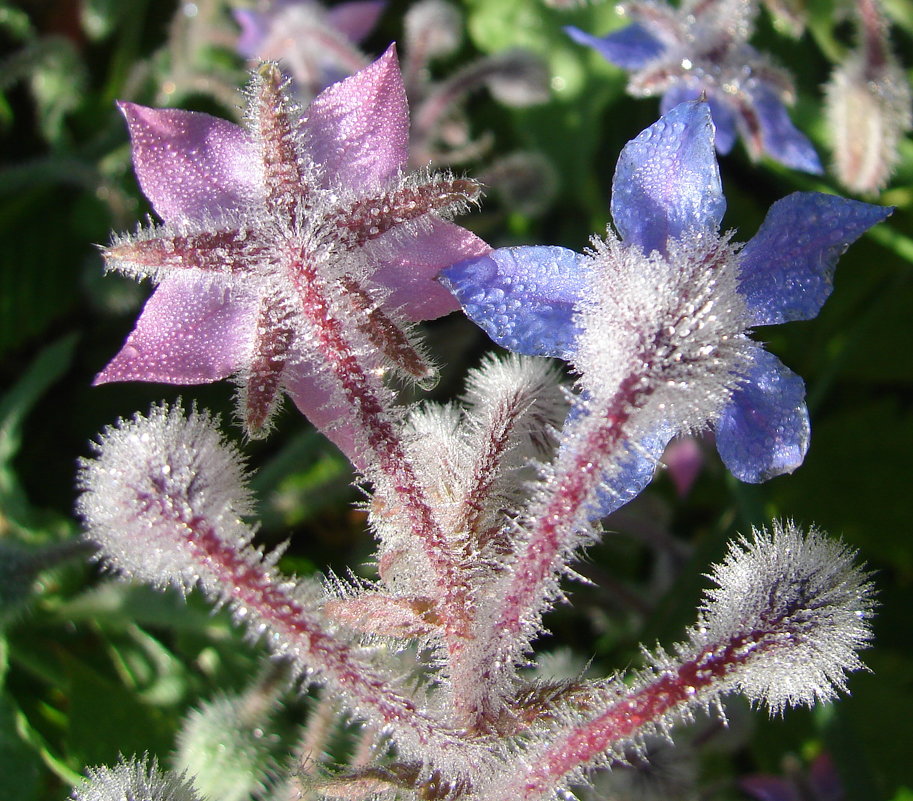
566 0 822 172
95 47 488 450
442 101 889 510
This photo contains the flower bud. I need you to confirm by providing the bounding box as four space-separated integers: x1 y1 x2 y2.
825 53 912 194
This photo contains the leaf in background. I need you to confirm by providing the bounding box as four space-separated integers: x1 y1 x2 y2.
61 652 174 769
0 692 42 801
464 0 629 224
0 334 77 533
0 37 87 145
771 398 913 575
250 428 353 530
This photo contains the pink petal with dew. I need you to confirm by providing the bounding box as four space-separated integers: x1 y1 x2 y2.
119 103 262 225
284 359 362 466
328 1 386 42
378 220 492 320
94 273 256 385
300 45 409 189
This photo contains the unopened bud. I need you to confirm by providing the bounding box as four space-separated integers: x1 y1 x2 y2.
70 757 200 801
481 50 551 107
825 53 912 193
405 0 463 62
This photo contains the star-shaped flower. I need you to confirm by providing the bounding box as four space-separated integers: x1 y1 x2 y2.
441 101 888 510
566 0 822 172
96 47 489 448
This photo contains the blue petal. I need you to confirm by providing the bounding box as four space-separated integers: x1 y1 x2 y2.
561 396 672 519
714 348 810 483
439 246 588 358
611 101 726 255
660 84 739 155
565 24 665 69
590 427 672 518
750 83 823 174
739 192 893 326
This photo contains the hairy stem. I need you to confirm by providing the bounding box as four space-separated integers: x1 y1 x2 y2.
293 258 475 647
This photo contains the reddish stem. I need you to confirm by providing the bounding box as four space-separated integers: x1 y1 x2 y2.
292 259 474 646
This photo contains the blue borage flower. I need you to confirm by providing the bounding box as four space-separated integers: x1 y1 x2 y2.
566 0 823 173
441 101 889 514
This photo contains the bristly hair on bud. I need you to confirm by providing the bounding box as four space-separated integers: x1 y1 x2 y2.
70 757 202 801
574 228 753 436
76 401 253 591
695 520 875 713
476 522 875 801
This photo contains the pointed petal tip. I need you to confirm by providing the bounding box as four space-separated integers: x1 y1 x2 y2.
715 350 810 484
303 39 408 187
612 99 724 254
739 192 894 326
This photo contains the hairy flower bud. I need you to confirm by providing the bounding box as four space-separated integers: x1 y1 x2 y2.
695 520 875 711
76 402 253 591
174 691 278 801
481 522 875 801
70 758 201 801
825 54 912 194
404 0 463 61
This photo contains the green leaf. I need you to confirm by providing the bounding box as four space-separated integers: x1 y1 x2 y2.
61 653 174 769
0 334 77 532
0 693 42 801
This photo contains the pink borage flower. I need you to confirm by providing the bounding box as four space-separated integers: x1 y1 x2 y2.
96 47 489 449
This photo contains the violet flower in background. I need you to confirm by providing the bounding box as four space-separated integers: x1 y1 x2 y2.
442 101 889 508
95 47 489 450
741 752 844 801
566 0 823 172
234 0 386 101
234 0 554 210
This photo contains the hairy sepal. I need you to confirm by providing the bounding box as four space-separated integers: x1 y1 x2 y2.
478 522 875 801
575 229 752 437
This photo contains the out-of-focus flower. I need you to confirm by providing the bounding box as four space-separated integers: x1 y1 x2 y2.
824 0 912 194
235 0 551 180
95 48 488 448
566 0 822 172
235 0 386 101
662 435 704 497
741 752 844 801
442 101 889 501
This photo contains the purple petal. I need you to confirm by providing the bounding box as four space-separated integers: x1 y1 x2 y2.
611 101 725 255
660 84 739 154
739 192 892 326
94 274 256 385
119 103 261 226
714 348 810 483
374 220 491 320
234 9 269 58
750 83 823 173
809 754 843 801
284 358 363 466
327 1 386 42
565 24 665 69
439 246 588 358
301 45 408 189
